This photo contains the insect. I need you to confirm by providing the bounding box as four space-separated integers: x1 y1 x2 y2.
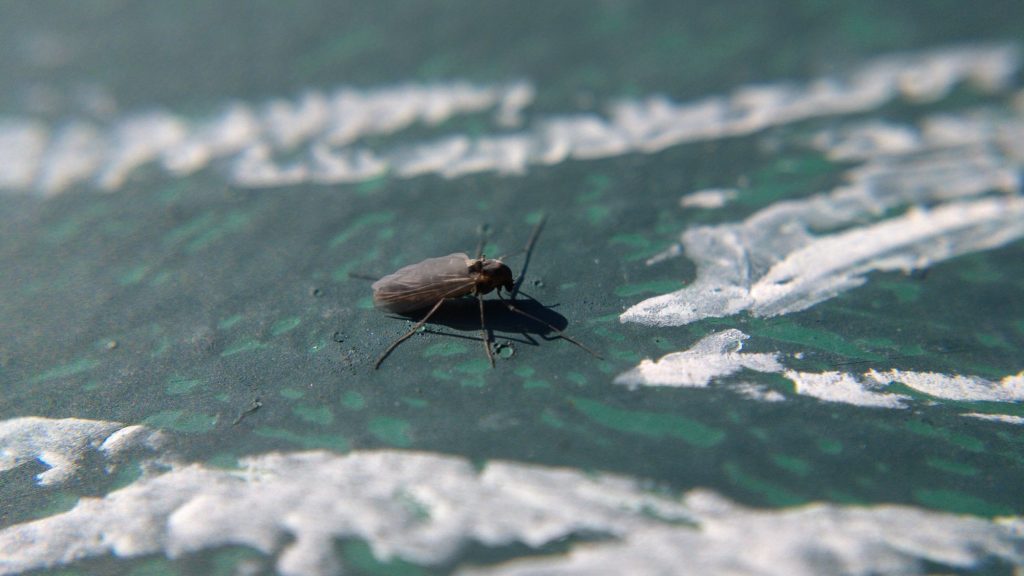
372 217 600 369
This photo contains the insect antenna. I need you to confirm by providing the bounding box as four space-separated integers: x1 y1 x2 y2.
493 214 546 262
496 291 602 359
510 214 546 299
474 223 492 259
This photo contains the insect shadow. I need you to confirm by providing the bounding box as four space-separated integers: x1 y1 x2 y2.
368 216 600 369
387 294 571 348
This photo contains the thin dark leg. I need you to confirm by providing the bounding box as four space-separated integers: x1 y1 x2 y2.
478 295 495 367
497 292 602 359
375 298 447 369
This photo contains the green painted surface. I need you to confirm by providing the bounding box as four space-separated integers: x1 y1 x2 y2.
816 438 843 455
0 1 1022 574
270 317 302 337
342 541 425 576
913 489 1015 517
217 314 244 330
723 462 808 507
292 403 335 426
165 376 203 395
26 358 100 385
422 341 469 358
570 397 725 448
279 387 305 400
221 339 266 357
329 211 396 249
143 410 218 433
926 457 980 477
369 417 413 447
614 280 683 298
771 455 812 477
254 427 351 451
341 391 367 410
904 420 985 453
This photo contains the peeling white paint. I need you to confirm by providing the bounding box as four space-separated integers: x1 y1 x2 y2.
1 442 1021 576
613 329 782 389
0 119 47 190
621 113 1024 326
784 370 910 409
0 81 532 194
0 44 1017 195
867 369 1024 402
962 413 1024 425
679 188 738 209
614 330 1022 417
748 197 1024 318
731 382 787 402
0 417 162 486
0 448 692 576
465 489 1024 576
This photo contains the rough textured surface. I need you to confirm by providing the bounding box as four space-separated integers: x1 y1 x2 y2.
2 1 1024 574
2 438 1022 575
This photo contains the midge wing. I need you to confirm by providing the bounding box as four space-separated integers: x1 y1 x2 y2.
372 253 476 313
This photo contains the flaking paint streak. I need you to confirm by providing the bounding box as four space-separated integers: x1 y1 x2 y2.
621 111 1024 327
0 44 1016 194
615 330 1023 416
1 422 1022 576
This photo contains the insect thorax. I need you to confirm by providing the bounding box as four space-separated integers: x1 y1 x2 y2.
471 258 514 295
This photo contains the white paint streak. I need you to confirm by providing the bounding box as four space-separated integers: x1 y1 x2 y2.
0 81 532 194
613 329 782 388
731 382 787 402
615 331 1021 416
867 369 1024 402
97 112 188 191
0 449 691 576
644 242 683 266
0 44 1016 195
0 119 47 189
466 489 1024 576
0 417 162 486
784 370 910 409
820 121 920 161
35 122 106 195
680 188 738 209
748 197 1024 318
161 103 260 176
1 443 1021 576
962 413 1024 425
621 115 1024 326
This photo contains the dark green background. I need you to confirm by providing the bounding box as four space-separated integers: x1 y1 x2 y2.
1 1 1023 574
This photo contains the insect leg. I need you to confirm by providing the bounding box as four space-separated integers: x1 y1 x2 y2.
497 292 602 359
478 295 495 368
375 298 447 369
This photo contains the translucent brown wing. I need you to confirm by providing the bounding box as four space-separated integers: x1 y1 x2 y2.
372 253 477 313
